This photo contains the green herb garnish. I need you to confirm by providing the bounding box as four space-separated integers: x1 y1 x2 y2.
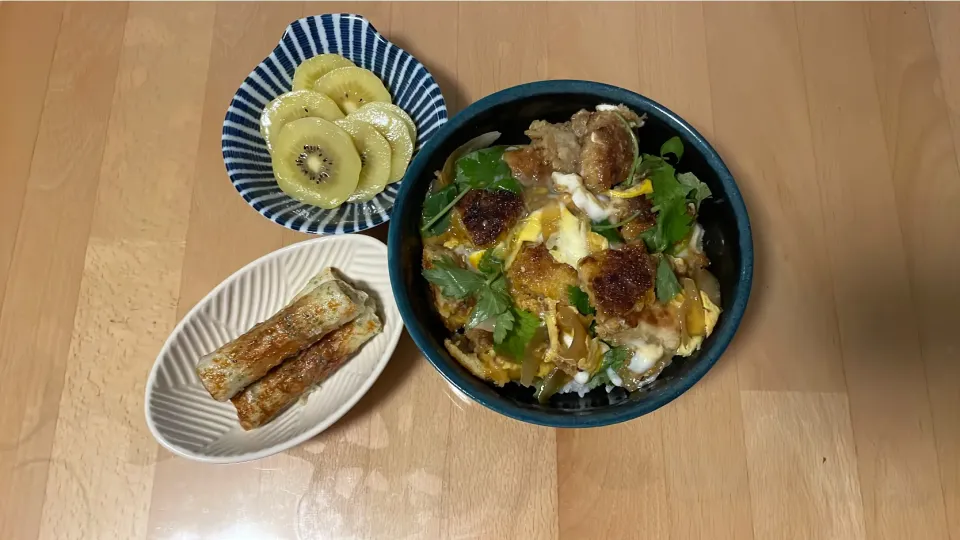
591 219 623 243
421 184 460 237
567 285 596 316
640 161 693 253
655 256 682 303
477 246 505 275
420 147 521 235
423 251 527 352
463 275 512 329
637 136 715 253
590 346 632 385
494 308 541 359
677 172 711 210
660 136 684 162
421 256 485 298
636 154 666 177
455 147 522 194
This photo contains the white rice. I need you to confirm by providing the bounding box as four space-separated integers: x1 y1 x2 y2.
558 371 606 397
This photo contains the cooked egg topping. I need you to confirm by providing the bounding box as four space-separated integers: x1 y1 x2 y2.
551 172 613 222
421 105 721 401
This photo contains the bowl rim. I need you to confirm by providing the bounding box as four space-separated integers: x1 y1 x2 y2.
144 234 405 463
221 13 448 236
389 80 753 427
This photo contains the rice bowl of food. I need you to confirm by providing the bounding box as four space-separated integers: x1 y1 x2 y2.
388 81 752 427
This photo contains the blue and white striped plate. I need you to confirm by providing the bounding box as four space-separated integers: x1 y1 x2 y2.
222 14 448 234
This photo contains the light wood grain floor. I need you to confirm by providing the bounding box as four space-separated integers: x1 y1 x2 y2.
1 2 958 539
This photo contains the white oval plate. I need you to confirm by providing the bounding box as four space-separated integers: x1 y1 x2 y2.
145 235 402 463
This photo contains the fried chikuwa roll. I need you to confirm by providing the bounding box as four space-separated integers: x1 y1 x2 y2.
230 299 382 429
196 279 365 401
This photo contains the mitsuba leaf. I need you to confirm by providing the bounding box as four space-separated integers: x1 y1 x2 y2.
493 309 514 344
422 257 485 299
660 136 684 162
567 285 596 316
494 308 541 359
465 277 511 329
455 147 519 193
655 257 682 303
477 248 505 276
641 159 695 252
421 183 461 237
589 346 632 385
677 171 712 210
591 219 623 243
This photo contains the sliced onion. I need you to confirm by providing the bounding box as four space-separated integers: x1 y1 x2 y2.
677 295 690 346
557 307 587 361
682 278 706 337
473 317 497 332
520 328 547 386
440 132 502 186
692 267 721 307
535 367 571 404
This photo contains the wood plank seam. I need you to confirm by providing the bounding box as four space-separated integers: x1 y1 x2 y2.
33 1 132 528
787 0 858 446
0 4 65 301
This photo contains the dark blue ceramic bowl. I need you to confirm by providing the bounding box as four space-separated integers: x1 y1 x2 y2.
388 81 752 427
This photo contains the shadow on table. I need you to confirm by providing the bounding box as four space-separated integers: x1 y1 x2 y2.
709 136 959 377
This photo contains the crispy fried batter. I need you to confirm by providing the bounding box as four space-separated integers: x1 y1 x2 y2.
570 110 592 138
455 189 525 248
579 243 655 319
503 145 553 186
507 243 580 305
525 120 581 174
611 301 683 351
615 195 657 241
579 111 635 192
609 104 644 126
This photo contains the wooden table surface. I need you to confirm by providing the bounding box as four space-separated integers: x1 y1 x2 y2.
1 2 959 539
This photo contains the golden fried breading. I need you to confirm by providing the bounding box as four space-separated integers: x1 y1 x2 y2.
615 195 657 241
579 243 655 319
455 189 525 247
507 243 580 305
579 111 635 192
503 145 553 186
525 120 582 174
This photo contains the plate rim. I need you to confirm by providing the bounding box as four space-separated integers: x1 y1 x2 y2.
144 234 403 463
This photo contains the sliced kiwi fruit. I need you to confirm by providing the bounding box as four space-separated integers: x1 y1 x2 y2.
347 106 414 183
359 102 417 142
335 118 392 202
271 117 360 209
260 90 345 153
314 66 392 114
292 54 355 91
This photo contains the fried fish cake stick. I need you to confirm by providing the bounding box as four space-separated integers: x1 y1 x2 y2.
231 305 381 429
196 279 364 401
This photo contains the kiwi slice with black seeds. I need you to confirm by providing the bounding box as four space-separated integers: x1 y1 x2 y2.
260 90 344 154
292 54 356 91
271 117 361 209
314 66 392 114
